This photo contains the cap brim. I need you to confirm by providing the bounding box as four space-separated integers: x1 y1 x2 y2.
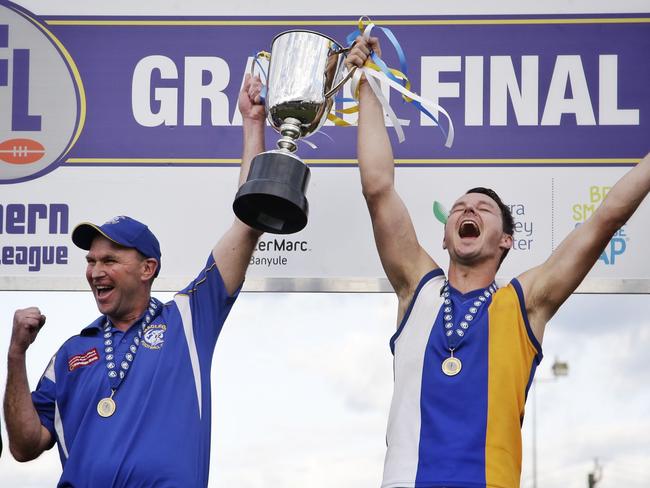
71 222 115 250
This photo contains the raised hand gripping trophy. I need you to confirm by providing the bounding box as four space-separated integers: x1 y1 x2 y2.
233 30 355 234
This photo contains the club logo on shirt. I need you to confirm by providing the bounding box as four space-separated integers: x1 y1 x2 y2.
68 348 99 371
142 323 167 350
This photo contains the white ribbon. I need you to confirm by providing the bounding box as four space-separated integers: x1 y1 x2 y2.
351 23 455 148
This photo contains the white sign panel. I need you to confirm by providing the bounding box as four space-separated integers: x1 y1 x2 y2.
1 165 648 292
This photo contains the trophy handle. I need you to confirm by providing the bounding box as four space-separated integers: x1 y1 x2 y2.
323 44 357 99
250 51 271 78
324 65 357 99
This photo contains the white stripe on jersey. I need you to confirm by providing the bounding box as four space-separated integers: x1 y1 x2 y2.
44 354 56 382
174 294 203 418
44 354 69 459
382 273 446 488
55 401 68 459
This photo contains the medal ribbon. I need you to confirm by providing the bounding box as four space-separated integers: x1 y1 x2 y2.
102 297 163 391
441 281 497 351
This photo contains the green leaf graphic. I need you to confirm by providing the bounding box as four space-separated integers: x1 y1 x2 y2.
433 201 448 225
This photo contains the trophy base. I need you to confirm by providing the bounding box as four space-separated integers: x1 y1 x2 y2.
233 151 310 234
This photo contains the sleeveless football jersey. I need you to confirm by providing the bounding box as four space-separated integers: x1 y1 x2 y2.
382 269 542 488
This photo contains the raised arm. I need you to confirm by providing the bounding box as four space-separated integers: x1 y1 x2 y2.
519 152 650 341
349 38 437 309
4 308 54 461
212 74 265 295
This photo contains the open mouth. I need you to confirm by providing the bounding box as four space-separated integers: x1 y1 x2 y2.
459 220 480 238
95 285 114 298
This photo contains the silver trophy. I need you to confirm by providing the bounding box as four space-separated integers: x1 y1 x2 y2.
233 30 355 234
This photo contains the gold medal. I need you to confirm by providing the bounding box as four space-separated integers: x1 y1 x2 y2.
97 390 116 417
442 356 462 376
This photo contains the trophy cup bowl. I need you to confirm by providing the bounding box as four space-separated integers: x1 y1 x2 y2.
233 30 353 234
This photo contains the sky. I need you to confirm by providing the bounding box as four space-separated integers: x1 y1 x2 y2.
2 0 650 487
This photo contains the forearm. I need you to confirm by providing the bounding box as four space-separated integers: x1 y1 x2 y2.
521 153 650 327
597 153 650 229
215 116 264 293
358 82 396 199
239 118 265 187
4 351 48 461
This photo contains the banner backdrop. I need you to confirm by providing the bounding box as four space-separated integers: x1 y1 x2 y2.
1 2 649 291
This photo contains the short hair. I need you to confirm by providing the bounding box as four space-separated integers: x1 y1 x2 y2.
466 187 514 266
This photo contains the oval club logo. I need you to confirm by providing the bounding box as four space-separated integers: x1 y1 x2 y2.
0 1 85 184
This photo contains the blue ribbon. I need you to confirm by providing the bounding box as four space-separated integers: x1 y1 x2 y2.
346 23 447 137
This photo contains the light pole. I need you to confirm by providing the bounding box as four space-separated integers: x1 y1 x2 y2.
587 458 603 488
531 358 569 488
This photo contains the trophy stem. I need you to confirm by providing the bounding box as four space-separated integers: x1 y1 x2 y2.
276 117 302 153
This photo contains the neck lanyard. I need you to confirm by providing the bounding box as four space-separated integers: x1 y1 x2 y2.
96 297 162 417
440 281 497 376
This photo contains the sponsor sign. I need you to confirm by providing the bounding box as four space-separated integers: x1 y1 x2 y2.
1 2 649 291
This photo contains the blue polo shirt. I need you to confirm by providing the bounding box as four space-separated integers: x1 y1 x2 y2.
31 254 238 487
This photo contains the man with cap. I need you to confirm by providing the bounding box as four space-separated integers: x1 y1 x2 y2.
4 74 266 487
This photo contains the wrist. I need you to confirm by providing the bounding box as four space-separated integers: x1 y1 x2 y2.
242 116 265 128
8 344 28 361
358 80 378 103
242 117 266 136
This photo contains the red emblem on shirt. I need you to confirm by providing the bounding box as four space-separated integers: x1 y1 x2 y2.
68 348 100 371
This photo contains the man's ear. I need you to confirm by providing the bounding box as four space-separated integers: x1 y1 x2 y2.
141 258 159 281
500 233 513 251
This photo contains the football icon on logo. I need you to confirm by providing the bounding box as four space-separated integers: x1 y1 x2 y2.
0 138 45 164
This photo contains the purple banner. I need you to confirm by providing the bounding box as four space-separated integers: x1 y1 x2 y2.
4 7 650 172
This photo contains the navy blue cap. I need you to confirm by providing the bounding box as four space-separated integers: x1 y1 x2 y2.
71 216 162 277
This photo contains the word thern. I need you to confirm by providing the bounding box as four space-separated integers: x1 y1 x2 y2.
0 203 69 234
0 203 70 271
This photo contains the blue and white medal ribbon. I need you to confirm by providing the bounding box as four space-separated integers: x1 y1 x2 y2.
97 297 162 417
440 281 497 376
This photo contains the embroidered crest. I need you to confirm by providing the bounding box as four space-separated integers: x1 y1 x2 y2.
104 215 127 225
142 324 167 350
68 348 100 371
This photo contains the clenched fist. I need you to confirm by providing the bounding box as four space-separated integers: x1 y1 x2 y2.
238 73 265 122
10 307 46 356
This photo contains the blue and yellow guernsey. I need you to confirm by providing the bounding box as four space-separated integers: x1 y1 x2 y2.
382 269 542 488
